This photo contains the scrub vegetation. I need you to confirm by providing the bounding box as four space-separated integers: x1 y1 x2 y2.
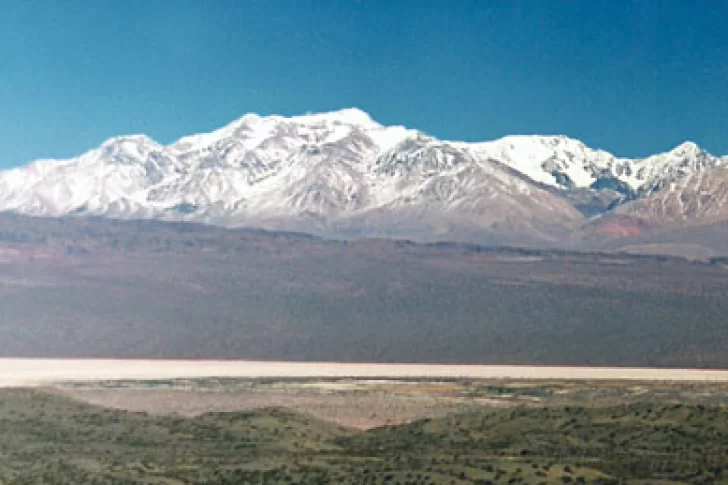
2 387 728 484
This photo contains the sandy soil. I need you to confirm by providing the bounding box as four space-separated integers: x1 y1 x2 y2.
54 386 488 429
2 359 728 387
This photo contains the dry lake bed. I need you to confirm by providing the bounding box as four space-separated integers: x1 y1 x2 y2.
3 359 728 386
4 359 728 428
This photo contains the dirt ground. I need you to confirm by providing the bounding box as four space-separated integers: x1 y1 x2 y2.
52 380 509 429
50 375 728 429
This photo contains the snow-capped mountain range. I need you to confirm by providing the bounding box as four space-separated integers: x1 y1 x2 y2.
2 108 727 245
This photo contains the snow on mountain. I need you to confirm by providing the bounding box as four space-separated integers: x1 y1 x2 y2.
460 136 723 195
623 141 721 194
460 135 621 189
612 164 728 225
0 135 177 216
0 108 725 244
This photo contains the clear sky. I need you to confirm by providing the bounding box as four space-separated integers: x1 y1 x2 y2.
1 0 727 168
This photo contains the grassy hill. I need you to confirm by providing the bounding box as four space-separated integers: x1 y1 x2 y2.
2 388 728 484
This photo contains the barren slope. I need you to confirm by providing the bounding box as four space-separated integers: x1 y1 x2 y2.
0 214 727 367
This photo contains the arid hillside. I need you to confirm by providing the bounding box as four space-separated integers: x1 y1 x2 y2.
0 213 727 367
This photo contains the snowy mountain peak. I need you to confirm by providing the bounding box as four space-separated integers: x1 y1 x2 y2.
2 108 727 244
85 135 174 175
627 141 714 167
288 107 379 127
167 108 416 166
460 134 618 189
101 134 158 145
668 140 704 157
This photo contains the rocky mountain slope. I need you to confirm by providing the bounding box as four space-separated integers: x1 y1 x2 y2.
612 165 728 224
2 108 726 246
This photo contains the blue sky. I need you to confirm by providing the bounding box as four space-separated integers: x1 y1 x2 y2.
1 0 727 168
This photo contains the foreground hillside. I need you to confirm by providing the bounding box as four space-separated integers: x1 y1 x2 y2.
2 388 728 484
1 214 728 366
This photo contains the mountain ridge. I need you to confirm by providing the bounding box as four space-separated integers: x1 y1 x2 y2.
3 108 726 247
